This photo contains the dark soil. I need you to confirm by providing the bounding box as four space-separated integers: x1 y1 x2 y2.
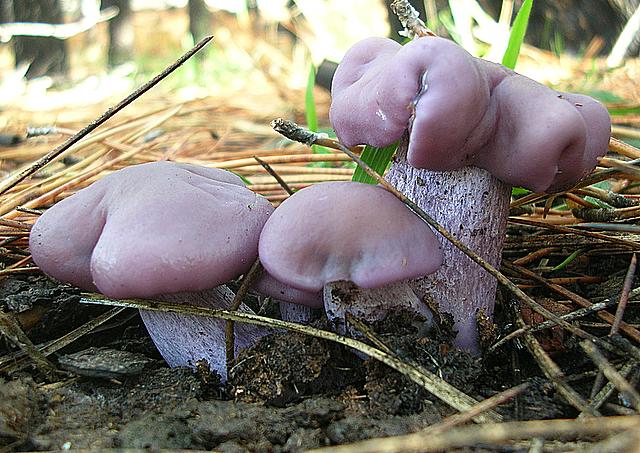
0 262 635 451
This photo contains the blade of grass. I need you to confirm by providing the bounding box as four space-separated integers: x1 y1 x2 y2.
501 0 533 70
305 62 320 154
305 62 318 133
352 143 398 184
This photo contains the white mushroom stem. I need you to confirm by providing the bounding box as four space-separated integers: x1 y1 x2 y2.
279 301 312 324
323 280 433 337
385 138 511 353
139 285 270 382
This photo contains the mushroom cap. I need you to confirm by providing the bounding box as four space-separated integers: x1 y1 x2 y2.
30 162 274 298
258 181 443 292
254 272 323 308
330 36 611 193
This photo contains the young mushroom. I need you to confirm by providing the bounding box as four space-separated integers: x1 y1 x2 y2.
258 181 443 334
330 36 611 351
29 161 274 380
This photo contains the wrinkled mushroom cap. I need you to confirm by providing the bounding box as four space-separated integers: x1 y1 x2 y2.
330 36 611 193
259 181 443 292
30 161 274 298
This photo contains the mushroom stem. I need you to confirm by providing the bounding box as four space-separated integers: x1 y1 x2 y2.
139 285 270 381
323 280 433 337
279 301 313 324
385 137 511 353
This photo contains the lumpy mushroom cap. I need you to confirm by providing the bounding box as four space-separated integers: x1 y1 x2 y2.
30 161 274 298
330 36 611 193
258 181 443 292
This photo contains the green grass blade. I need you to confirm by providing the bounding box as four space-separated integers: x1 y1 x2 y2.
501 0 533 70
552 248 585 272
305 63 321 154
608 105 640 116
511 187 531 196
305 63 318 133
352 143 398 184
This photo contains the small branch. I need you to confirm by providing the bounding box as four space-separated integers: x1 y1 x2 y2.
508 217 640 249
612 254 637 336
306 416 640 453
592 255 637 397
0 36 214 196
0 311 60 377
390 0 435 38
505 261 640 346
509 299 596 415
0 307 126 374
225 258 263 374
581 340 640 412
254 156 294 195
421 382 528 434
490 298 619 352
583 361 638 415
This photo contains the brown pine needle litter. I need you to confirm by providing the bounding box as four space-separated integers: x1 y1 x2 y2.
3 32 640 452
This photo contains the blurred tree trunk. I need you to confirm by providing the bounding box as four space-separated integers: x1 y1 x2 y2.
188 0 210 59
480 0 635 54
103 0 134 66
0 0 13 25
13 0 68 78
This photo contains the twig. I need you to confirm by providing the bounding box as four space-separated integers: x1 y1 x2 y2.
509 298 596 415
0 36 213 196
0 218 31 230
583 361 638 415
505 261 640 345
421 382 529 434
225 258 263 374
508 217 640 249
490 299 620 352
390 0 435 38
305 416 640 453
609 137 640 159
213 153 350 169
599 156 640 178
0 307 126 373
581 340 640 412
612 254 637 336
254 156 294 195
581 429 640 453
512 247 559 266
80 293 502 423
592 254 638 396
0 310 59 377
345 314 395 355
14 206 44 216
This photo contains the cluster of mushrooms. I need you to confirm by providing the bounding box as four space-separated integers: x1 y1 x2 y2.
29 35 611 381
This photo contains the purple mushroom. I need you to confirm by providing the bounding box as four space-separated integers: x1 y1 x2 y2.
253 272 322 324
29 161 274 380
258 181 443 334
330 36 611 351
